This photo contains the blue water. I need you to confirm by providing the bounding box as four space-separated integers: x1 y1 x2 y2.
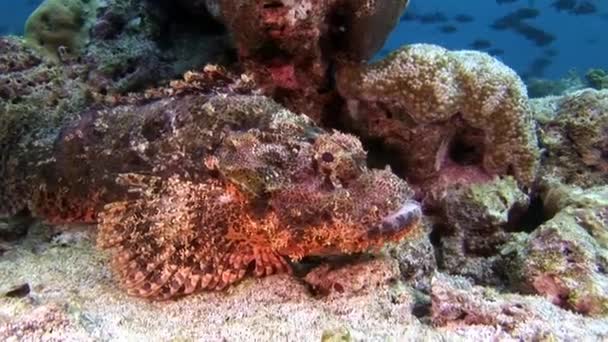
1 0 606 80
380 1 608 80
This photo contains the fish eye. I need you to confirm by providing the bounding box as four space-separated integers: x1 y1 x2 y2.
321 152 335 163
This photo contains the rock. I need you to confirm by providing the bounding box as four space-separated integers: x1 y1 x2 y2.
0 304 91 341
501 183 608 316
84 0 232 93
431 273 608 339
585 68 608 90
534 88 608 188
215 0 409 122
435 177 529 285
303 257 401 297
386 217 437 292
0 36 89 217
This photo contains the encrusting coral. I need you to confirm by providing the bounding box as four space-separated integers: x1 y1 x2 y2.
435 177 529 285
0 36 90 217
336 44 540 194
24 0 99 61
534 88 608 188
214 0 409 122
501 180 608 316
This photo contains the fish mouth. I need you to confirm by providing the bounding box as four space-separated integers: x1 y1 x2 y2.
368 200 422 239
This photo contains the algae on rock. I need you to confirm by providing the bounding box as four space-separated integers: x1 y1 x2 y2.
24 0 99 61
501 182 608 316
435 177 529 285
534 88 608 188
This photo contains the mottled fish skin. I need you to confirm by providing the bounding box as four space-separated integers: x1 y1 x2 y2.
2 69 421 299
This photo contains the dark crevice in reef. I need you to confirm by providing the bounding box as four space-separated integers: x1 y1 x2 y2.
448 130 485 167
0 208 34 243
151 0 228 49
429 223 448 270
362 138 410 178
506 194 547 233
324 6 351 58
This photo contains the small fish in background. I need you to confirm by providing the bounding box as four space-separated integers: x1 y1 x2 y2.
544 48 559 57
439 25 458 34
492 7 540 29
419 12 449 24
524 56 553 80
514 23 556 47
399 12 417 22
488 48 505 56
585 37 599 45
453 14 474 23
571 1 597 15
469 39 492 50
491 7 554 47
552 0 597 15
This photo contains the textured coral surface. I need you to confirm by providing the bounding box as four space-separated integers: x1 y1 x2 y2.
217 0 409 122
336 44 540 190
0 36 89 217
502 181 608 316
534 89 608 187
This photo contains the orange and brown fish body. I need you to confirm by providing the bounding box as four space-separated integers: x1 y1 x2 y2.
1 43 421 299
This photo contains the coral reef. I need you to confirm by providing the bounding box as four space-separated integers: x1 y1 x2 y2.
23 0 233 94
435 177 529 285
215 0 409 122
24 0 99 61
4 0 608 338
534 88 608 187
386 218 437 292
0 36 90 217
586 68 608 90
336 44 540 195
83 0 232 93
501 181 608 316
526 70 585 98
